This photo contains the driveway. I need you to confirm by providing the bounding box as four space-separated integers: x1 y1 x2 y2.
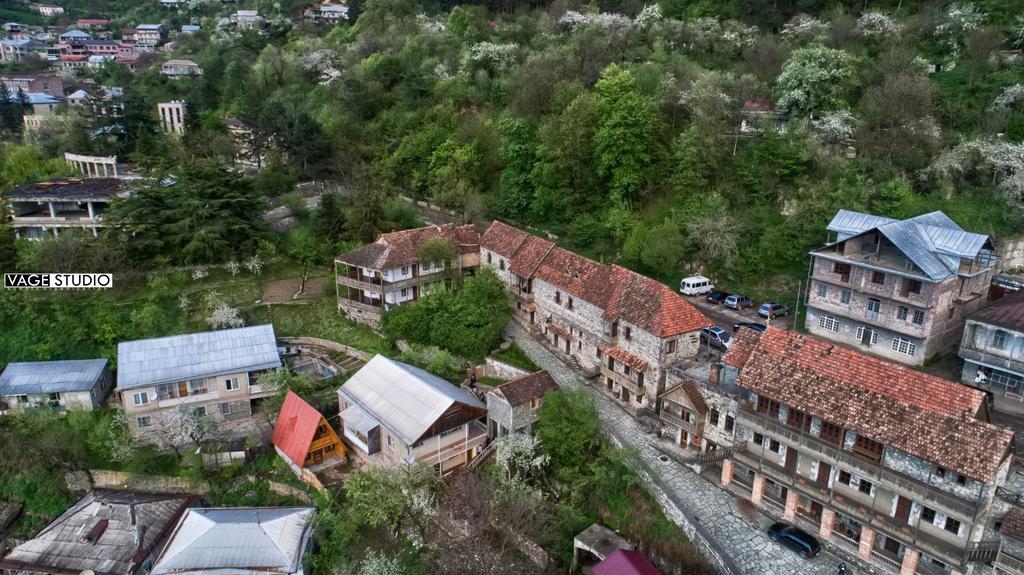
507 323 849 575
686 295 793 332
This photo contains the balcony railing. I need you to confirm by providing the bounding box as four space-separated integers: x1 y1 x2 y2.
959 345 1024 375
995 548 1024 574
659 410 701 434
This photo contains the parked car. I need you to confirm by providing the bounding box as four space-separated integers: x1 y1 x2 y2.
679 275 714 296
706 290 730 304
733 322 767 333
767 522 820 558
699 326 732 350
724 294 753 310
758 302 790 319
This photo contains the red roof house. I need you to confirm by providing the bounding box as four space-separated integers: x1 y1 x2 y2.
593 549 662 575
272 391 345 469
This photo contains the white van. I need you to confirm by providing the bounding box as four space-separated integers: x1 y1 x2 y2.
679 275 714 296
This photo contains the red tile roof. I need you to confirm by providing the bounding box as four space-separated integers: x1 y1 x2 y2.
480 220 529 258
729 328 1013 481
723 327 760 369
604 265 711 337
336 223 480 270
594 549 661 575
601 346 650 373
272 391 326 468
508 235 555 278
1002 507 1024 541
492 370 558 407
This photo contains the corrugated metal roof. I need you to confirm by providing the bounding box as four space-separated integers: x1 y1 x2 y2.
827 209 897 240
0 359 107 395
152 507 315 574
116 325 280 390
340 403 380 434
339 355 484 445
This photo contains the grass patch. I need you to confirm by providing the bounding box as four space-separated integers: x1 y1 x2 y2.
252 297 393 356
0 472 74 538
489 343 540 372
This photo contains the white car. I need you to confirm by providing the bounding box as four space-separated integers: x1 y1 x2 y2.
679 275 714 296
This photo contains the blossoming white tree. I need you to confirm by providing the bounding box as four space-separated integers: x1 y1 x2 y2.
775 46 857 117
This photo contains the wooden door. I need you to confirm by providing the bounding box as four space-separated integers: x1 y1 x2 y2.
816 462 832 484
784 447 798 472
565 339 570 354
894 495 912 523
178 381 188 397
883 536 901 554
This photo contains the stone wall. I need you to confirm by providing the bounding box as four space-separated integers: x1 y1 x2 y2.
998 236 1024 271
89 469 210 494
483 357 530 380
277 336 374 362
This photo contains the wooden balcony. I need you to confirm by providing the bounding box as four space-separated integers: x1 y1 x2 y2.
420 420 488 466
659 410 701 434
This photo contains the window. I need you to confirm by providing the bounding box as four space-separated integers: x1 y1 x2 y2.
400 288 408 298
819 315 840 332
218 402 231 415
725 415 734 432
531 398 540 410
871 271 885 285
855 327 878 346
921 507 936 523
137 416 152 428
596 348 602 358
624 327 632 341
567 297 574 310
487 253 492 264
499 260 505 271
913 310 924 325
993 331 1009 350
555 291 561 304
945 517 962 535
637 372 644 389
753 432 764 445
225 378 239 391
386 434 393 447
866 298 881 317
841 289 851 304
891 337 917 356
817 283 827 297
709 409 720 426
897 306 908 321
858 479 873 495
194 406 207 417
624 365 631 376
956 474 967 486
853 435 884 464
837 470 852 486
820 421 843 445
769 439 782 454
935 466 946 479
401 265 409 275
132 392 149 406
188 379 208 395
905 279 922 295
440 427 461 438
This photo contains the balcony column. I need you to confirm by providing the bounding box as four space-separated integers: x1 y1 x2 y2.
819 508 835 540
899 548 919 575
720 459 734 488
48 201 56 218
857 526 875 561
751 473 765 505
783 489 799 521
86 201 94 219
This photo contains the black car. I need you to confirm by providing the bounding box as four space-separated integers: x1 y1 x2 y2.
733 322 767 333
706 290 730 304
767 522 820 558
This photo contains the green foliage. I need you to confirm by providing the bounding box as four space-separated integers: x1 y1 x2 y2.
489 343 540 372
593 65 664 201
535 389 603 488
775 46 858 116
259 298 393 356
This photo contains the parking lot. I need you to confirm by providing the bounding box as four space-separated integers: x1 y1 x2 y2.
685 292 794 334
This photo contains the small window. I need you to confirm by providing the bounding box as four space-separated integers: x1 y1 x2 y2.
400 288 408 297
906 279 922 294
555 291 561 304
769 439 782 454
858 479 873 495
913 310 924 325
753 432 764 445
921 507 936 523
817 283 827 297
194 406 207 416
624 327 632 341
709 409 720 426
725 415 734 432
132 392 149 406
637 372 644 389
386 434 393 447
892 337 917 356
871 271 885 285
666 339 676 353
624 365 631 376
596 348 602 358
945 517 962 535
936 466 946 479
567 297 573 310
137 416 152 428
897 306 908 321
217 402 231 415
956 474 967 486
530 398 540 410
499 259 505 271
841 289 851 304
225 378 239 391
487 252 492 264
401 265 409 275
838 470 852 486
993 331 1009 350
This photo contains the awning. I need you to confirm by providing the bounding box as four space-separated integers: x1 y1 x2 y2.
341 403 380 435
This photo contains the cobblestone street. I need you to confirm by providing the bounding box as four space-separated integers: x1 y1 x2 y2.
508 323 851 575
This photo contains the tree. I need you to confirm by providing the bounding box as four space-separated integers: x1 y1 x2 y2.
495 115 537 218
858 69 939 169
775 46 857 117
494 433 548 485
0 204 20 272
153 404 223 454
531 92 599 222
0 83 20 136
593 65 664 201
312 191 348 245
535 389 602 489
344 467 439 542
428 138 483 214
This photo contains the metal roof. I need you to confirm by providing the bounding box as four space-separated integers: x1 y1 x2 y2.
339 355 485 445
6 177 126 201
6 91 60 105
116 324 281 390
340 403 380 434
59 29 92 38
0 359 107 395
151 507 315 574
827 209 897 240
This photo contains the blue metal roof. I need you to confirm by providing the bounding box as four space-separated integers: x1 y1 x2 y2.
0 359 107 395
116 324 281 390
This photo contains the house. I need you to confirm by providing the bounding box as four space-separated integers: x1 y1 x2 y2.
480 221 711 412
116 324 282 441
160 58 202 77
230 9 268 32
59 29 93 42
35 3 65 17
334 223 481 326
718 327 1014 575
151 507 315 575
0 38 43 62
77 18 112 29
594 549 662 575
0 490 192 575
485 370 558 438
66 85 124 115
304 4 350 22
273 390 346 475
9 90 62 116
132 24 166 47
994 506 1024 574
959 292 1024 401
0 359 112 414
805 210 997 366
572 523 634 573
739 100 787 134
0 74 63 97
58 53 88 72
338 355 488 475
6 177 127 239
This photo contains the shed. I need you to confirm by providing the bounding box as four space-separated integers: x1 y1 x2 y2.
273 391 345 469
594 549 662 575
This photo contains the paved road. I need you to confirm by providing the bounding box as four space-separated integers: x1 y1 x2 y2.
508 324 849 575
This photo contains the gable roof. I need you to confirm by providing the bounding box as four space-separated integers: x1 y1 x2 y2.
724 328 1013 481
491 370 558 407
335 223 480 270
0 359 107 395
151 507 315 574
117 324 280 391
594 549 661 575
968 292 1024 332
0 490 191 575
272 391 329 467
661 377 709 416
339 355 485 444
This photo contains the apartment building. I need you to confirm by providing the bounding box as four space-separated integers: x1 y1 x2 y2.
0 38 43 62
6 177 127 239
338 355 487 475
480 221 711 412
806 210 996 366
132 24 166 48
959 292 1024 400
116 324 282 441
334 223 481 326
230 10 268 32
718 327 1013 575
0 73 63 96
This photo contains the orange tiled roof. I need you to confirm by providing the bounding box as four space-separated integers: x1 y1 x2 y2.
336 224 479 270
480 220 528 258
723 327 760 369
731 327 1013 481
601 346 649 373
492 370 558 407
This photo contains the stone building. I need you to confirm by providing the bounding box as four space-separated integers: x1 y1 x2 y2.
334 223 481 327
718 327 1013 575
959 292 1024 400
658 364 742 455
805 210 996 366
480 221 711 413
6 177 127 239
116 324 282 441
485 370 558 438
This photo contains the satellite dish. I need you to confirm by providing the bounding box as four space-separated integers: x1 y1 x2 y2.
81 570 96 575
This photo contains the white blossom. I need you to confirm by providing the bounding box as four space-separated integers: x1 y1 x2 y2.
153 405 223 449
357 551 403 575
813 109 857 143
417 14 445 33
494 433 549 483
634 4 662 31
463 42 519 70
781 14 829 43
191 268 208 281
246 254 263 276
934 3 985 54
989 84 1024 111
178 293 190 311
226 259 240 276
927 138 1024 200
207 302 245 329
433 62 453 80
558 10 632 32
302 49 343 86
1013 16 1024 48
856 12 901 38
107 411 138 463
691 17 756 54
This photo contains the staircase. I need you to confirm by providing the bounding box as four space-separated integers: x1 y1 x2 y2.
468 441 498 471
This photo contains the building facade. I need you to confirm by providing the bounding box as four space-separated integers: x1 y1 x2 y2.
0 74 63 96
116 325 282 441
806 210 996 366
718 328 1013 575
160 59 202 77
0 359 112 414
485 370 558 438
479 221 711 413
158 100 186 133
959 292 1024 400
6 177 126 239
334 223 481 326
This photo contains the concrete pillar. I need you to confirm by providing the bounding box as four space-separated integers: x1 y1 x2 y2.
819 508 835 540
91 227 98 237
900 548 919 575
48 201 56 218
113 162 118 177
86 201 94 219
751 473 765 505
720 459 734 488
857 527 875 561
783 490 799 521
